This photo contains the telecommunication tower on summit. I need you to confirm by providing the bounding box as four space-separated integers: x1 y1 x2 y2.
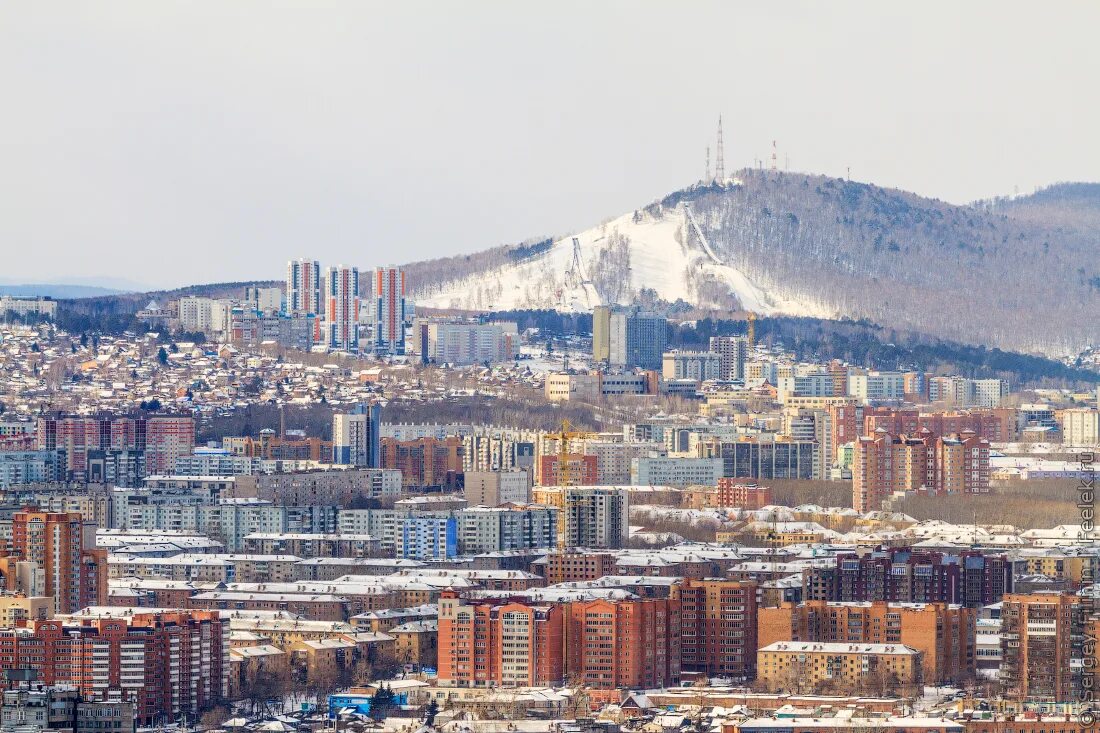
715 115 725 183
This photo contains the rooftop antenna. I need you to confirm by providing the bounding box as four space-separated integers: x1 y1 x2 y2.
715 116 725 183
771 140 778 171
847 166 851 181
705 146 711 183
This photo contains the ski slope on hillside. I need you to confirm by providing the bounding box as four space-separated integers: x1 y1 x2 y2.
414 202 832 316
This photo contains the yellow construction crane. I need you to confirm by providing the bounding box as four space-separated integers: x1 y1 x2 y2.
551 419 595 550
555 418 589 487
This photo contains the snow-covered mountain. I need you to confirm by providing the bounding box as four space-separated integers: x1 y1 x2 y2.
414 178 830 317
407 171 1100 356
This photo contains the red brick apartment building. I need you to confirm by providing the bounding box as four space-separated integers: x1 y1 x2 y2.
566 596 680 689
831 405 1017 459
36 414 195 479
538 454 598 486
716 480 774 510
0 611 226 724
380 436 464 488
671 579 757 679
532 551 616 585
1000 592 1081 702
437 591 564 687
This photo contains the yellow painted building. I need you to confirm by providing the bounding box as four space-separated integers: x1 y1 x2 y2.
0 595 52 625
757 641 923 697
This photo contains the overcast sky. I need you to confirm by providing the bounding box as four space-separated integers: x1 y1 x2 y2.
2 2 1098 290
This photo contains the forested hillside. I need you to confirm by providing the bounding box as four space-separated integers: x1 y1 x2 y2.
683 171 1098 355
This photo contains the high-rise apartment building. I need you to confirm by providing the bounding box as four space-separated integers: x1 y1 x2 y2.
813 547 1012 608
1062 409 1100 447
456 505 557 554
324 265 360 352
847 371 907 403
853 430 990 512
537 453 598 486
608 308 666 370
417 320 517 365
698 436 816 481
461 432 537 473
630 456 725 486
374 266 408 356
286 259 322 340
929 377 1010 408
177 296 231 335
244 285 282 314
0 612 228 724
0 451 64 488
10 511 106 614
437 589 681 690
36 414 195 483
437 590 565 687
398 515 457 560
972 378 1010 408
1000 592 1082 702
777 373 837 401
592 305 611 362
662 350 721 381
332 402 381 468
565 596 680 689
380 437 464 489
709 336 749 380
671 579 757 679
533 486 629 549
286 259 321 314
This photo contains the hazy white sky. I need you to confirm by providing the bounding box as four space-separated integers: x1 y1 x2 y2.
1 1 1098 289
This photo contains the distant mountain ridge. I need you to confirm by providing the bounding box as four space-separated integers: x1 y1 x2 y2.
407 172 1100 357
0 284 127 299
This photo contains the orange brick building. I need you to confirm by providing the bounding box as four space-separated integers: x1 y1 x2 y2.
437 590 564 687
1000 592 1081 702
565 596 680 689
758 600 975 684
833 405 1015 469
853 430 990 512
437 590 680 690
11 511 107 614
